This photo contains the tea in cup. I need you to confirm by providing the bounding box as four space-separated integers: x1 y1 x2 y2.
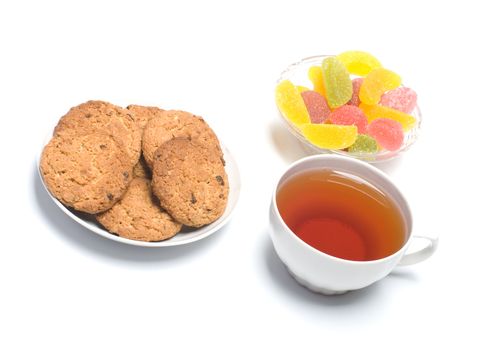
269 155 437 294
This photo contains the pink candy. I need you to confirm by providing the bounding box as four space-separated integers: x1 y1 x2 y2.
347 78 363 106
301 90 331 123
367 118 404 151
327 105 368 134
380 86 417 113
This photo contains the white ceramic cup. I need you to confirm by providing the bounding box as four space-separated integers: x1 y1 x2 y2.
269 155 438 295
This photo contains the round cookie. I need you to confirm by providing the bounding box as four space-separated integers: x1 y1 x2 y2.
126 104 168 130
40 132 133 214
96 178 182 242
152 138 229 227
141 110 221 168
54 100 142 166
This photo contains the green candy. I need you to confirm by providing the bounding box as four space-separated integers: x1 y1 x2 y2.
322 56 353 108
348 134 378 153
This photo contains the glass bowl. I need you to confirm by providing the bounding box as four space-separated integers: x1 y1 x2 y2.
276 55 422 163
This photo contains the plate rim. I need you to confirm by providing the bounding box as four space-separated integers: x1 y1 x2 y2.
37 131 241 248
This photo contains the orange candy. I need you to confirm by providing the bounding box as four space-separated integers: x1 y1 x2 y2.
359 68 401 105
308 66 327 97
359 103 417 131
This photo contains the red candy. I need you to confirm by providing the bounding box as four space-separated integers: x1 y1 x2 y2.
347 78 363 106
367 118 404 151
301 90 332 123
327 105 368 134
380 86 417 114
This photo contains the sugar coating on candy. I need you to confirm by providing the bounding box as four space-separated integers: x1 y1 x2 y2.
322 56 353 108
347 78 363 106
359 103 417 131
367 118 404 151
336 51 383 76
275 80 310 126
380 87 417 114
349 134 378 153
301 90 332 124
300 123 358 150
359 68 401 105
308 66 326 97
327 105 368 134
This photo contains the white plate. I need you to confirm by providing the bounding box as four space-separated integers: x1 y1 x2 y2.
37 134 241 247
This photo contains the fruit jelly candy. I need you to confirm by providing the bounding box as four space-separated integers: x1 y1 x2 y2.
300 123 357 150
348 134 378 153
359 103 417 131
347 78 363 106
367 118 404 151
301 90 332 124
322 56 353 108
275 80 310 126
380 86 417 114
359 68 401 105
327 105 367 134
308 66 327 97
336 51 383 76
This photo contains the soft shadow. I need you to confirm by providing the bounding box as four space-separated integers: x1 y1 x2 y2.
372 156 403 174
389 269 420 282
261 234 387 307
269 120 308 164
33 163 226 264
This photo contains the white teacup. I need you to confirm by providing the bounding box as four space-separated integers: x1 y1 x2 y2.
269 155 438 295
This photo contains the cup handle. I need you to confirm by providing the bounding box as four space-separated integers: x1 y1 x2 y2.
397 235 439 266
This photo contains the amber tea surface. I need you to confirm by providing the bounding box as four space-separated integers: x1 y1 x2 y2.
276 169 406 261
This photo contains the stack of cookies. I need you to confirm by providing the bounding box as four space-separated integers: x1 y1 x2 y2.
40 100 229 242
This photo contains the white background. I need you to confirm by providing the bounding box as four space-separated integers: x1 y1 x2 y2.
1 0 496 348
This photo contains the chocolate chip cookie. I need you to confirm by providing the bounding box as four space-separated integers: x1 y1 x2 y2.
152 138 229 227
54 100 142 166
40 132 133 214
141 110 221 168
96 178 182 241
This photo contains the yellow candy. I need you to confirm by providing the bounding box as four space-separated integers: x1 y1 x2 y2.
308 66 327 97
297 85 309 93
275 80 311 126
359 103 417 131
336 51 382 76
300 123 358 150
359 68 401 105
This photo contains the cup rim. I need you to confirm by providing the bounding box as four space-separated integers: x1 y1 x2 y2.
272 154 413 265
